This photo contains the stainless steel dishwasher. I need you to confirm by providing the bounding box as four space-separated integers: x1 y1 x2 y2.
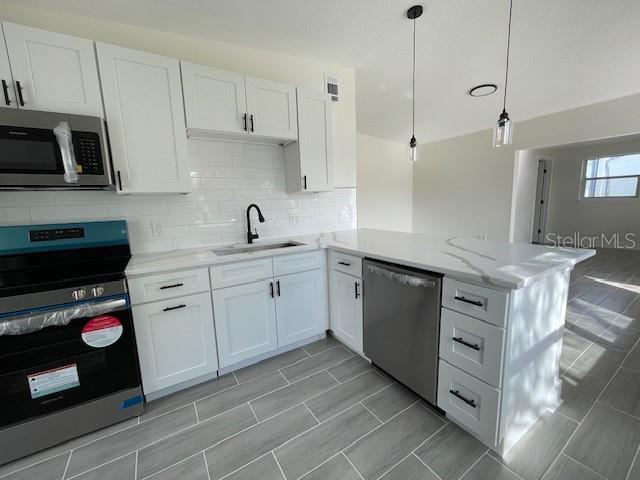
363 258 442 404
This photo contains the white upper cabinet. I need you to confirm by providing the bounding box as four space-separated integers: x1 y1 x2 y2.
245 76 297 140
284 88 333 193
181 62 247 134
1 22 103 116
0 24 16 109
97 43 191 194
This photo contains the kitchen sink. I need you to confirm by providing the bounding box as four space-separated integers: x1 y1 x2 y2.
212 241 302 256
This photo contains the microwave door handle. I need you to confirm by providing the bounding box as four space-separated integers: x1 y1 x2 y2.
53 121 79 184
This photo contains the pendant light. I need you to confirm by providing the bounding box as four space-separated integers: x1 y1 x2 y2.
407 5 423 163
493 0 514 147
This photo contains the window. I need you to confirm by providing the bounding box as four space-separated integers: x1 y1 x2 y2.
582 153 640 198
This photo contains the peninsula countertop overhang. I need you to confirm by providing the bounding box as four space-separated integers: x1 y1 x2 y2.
125 228 596 289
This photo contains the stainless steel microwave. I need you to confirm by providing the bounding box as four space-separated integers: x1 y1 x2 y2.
0 109 113 190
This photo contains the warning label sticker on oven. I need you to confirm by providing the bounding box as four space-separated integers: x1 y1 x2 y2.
81 315 123 348
28 364 80 399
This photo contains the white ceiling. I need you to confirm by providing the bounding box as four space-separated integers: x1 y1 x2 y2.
7 0 640 144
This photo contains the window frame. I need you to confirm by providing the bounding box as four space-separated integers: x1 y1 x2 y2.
580 153 640 201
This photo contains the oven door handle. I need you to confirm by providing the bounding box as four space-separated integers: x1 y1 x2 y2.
0 297 128 336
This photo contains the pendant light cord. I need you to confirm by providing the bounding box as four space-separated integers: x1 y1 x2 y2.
412 16 416 137
503 0 513 112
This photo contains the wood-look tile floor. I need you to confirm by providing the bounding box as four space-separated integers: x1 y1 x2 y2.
2 248 640 480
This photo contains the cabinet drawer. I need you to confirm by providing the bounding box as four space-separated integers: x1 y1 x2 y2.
442 278 509 328
273 250 325 276
211 258 273 289
329 250 362 277
128 268 210 305
438 360 501 446
440 309 505 387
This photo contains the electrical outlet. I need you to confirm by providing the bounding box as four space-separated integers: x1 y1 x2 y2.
339 208 352 223
151 221 164 237
289 214 301 226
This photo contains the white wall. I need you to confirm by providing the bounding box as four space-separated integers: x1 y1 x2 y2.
356 133 412 232
0 4 357 188
542 137 640 248
0 139 357 254
413 93 640 242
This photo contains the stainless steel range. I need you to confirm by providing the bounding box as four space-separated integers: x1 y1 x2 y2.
0 221 142 465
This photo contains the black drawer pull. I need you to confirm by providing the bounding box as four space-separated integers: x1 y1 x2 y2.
454 296 484 307
303 175 308 190
453 337 480 351
337 261 351 266
242 113 248 131
449 389 476 408
355 281 360 299
160 283 184 290
2 80 10 105
269 281 274 298
276 280 281 296
249 114 255 132
163 304 186 312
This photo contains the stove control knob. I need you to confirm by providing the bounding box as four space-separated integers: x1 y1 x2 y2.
91 286 105 297
72 289 87 301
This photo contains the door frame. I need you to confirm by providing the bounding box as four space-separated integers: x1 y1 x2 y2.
532 158 552 244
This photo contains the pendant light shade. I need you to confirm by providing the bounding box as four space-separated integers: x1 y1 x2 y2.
493 0 514 147
407 5 422 163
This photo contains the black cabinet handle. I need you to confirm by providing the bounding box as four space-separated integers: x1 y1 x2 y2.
449 389 476 408
355 282 360 299
454 296 484 307
276 280 281 296
242 113 248 131
269 281 274 298
1 80 10 105
337 261 351 266
15 81 25 106
453 337 480 351
160 283 184 290
117 170 123 191
163 304 186 312
303 175 308 190
249 114 254 132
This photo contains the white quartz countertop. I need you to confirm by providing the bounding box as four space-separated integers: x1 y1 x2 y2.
125 228 595 289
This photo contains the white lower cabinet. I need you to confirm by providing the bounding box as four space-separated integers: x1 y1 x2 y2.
275 269 326 347
329 270 363 353
132 292 218 395
212 279 278 368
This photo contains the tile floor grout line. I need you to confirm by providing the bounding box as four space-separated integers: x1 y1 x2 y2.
324 369 341 384
60 450 72 480
543 453 608 480
550 331 640 480
342 452 366 480
596 400 640 422
247 401 260 422
372 420 448 480
203 451 213 480
302 402 321 425
278 369 291 385
358 401 383 424
134 450 139 480
194 401 200 423
411 452 444 480
65 449 136 480
625 446 640 480
452 448 489 480
271 451 288 480
292 451 342 480
554 409 580 424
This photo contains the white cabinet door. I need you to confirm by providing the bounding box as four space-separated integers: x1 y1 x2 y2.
0 24 16 109
2 22 102 116
181 62 247 134
132 292 218 395
212 279 278 368
275 269 326 347
97 43 191 194
284 88 333 193
329 270 363 353
246 76 297 140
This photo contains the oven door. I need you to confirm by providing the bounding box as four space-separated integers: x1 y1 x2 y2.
0 295 141 429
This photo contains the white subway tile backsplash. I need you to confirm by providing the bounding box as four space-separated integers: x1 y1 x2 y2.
0 139 357 254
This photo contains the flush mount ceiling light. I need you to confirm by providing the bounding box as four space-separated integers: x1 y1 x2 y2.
469 84 498 97
493 0 515 147
407 4 423 163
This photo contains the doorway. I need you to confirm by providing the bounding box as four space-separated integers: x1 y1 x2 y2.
532 158 551 244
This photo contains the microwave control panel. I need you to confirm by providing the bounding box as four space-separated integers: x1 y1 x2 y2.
73 132 104 176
